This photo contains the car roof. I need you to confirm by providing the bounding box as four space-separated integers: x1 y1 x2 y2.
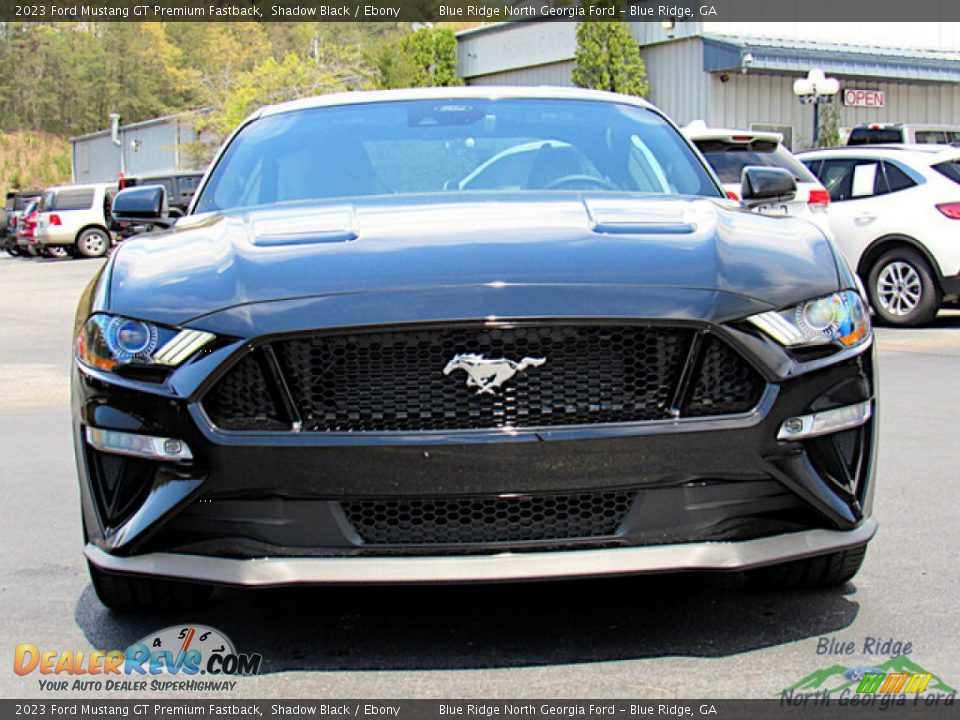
681 123 782 144
254 86 658 121
851 122 960 131
45 182 117 193
135 171 204 180
799 144 960 165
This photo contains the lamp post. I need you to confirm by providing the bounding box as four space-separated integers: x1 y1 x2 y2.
793 70 840 147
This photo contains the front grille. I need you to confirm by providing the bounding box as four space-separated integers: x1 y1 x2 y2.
341 491 636 546
202 323 765 432
685 337 767 416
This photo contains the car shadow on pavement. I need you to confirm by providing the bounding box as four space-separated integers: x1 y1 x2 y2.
74 572 860 672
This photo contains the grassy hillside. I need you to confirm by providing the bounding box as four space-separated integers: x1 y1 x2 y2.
0 132 72 193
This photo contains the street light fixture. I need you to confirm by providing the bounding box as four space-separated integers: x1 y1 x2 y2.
793 69 840 147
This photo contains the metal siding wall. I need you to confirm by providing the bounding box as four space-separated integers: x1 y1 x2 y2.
467 61 575 87
640 39 710 126
709 72 960 149
72 135 120 184
459 23 576 79
72 116 203 183
703 21 960 52
630 22 703 46
123 122 179 177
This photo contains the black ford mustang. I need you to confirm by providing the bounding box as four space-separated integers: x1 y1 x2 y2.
73 88 877 612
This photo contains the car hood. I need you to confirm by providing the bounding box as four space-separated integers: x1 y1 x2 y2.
106 194 841 328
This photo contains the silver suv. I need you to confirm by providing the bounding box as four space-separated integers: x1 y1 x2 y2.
35 183 117 258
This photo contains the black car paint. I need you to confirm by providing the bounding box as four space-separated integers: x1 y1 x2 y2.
74 191 875 567
103 194 841 329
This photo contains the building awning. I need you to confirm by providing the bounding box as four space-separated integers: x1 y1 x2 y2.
702 35 960 83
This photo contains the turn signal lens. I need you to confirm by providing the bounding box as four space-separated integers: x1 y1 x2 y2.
777 402 872 440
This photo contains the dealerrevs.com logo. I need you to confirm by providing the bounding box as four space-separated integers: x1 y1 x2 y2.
14 625 262 692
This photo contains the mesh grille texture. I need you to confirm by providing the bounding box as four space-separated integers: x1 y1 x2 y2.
203 324 765 432
341 491 636 546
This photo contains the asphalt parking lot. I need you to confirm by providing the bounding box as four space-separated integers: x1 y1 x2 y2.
1 252 958 700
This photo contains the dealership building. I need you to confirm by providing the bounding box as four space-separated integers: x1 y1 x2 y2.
70 111 209 184
456 22 960 148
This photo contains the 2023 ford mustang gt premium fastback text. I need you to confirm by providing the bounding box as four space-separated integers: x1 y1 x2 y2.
72 88 878 612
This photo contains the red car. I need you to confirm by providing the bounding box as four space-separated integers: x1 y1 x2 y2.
17 200 67 258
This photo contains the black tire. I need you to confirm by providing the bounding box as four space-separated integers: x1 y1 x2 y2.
75 227 111 258
746 544 867 589
866 248 940 326
88 561 213 613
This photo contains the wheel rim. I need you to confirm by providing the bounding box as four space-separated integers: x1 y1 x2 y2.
81 232 107 256
877 260 922 316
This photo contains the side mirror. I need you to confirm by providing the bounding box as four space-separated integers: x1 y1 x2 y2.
741 166 797 206
111 185 173 228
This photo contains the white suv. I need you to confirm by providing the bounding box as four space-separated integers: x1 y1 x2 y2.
35 183 117 258
800 145 960 326
683 123 831 234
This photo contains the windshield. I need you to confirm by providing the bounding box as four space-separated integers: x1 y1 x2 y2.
194 99 721 213
694 139 818 184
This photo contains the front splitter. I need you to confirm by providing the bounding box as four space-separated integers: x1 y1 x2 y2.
85 518 877 586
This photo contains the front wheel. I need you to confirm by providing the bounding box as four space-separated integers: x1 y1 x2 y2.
746 544 867 589
88 561 213 613
75 228 111 258
867 248 940 326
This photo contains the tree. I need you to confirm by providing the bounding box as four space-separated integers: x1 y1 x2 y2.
572 21 649 97
374 27 464 89
817 103 843 148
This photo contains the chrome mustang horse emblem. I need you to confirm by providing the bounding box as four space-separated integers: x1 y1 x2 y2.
443 353 546 395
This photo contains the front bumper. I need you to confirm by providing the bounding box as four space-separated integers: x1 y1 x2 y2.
86 519 877 585
73 313 878 586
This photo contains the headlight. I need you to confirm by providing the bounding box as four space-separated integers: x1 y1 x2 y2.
747 290 871 348
76 314 215 373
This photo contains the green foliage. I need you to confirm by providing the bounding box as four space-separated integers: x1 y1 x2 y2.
374 27 464 89
0 21 402 140
817 104 843 148
572 20 649 97
0 132 72 191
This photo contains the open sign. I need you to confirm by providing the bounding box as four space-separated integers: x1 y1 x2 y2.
843 89 886 108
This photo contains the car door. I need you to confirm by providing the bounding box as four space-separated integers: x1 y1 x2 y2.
805 157 899 269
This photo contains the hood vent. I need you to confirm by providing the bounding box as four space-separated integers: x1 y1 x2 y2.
584 198 697 235
249 206 357 246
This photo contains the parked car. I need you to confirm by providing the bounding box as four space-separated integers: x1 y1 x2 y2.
78 87 877 612
2 190 41 255
800 145 960 325
14 199 41 256
123 171 204 216
846 123 960 146
683 122 831 232
35 183 117 258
